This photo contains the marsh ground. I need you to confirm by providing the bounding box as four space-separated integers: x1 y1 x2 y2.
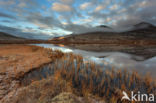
0 45 64 101
0 44 155 103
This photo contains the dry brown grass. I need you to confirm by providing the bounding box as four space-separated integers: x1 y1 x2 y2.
0 45 65 101
0 44 64 78
2 52 154 103
0 48 155 103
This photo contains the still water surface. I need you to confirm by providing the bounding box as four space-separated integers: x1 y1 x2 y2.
34 44 156 78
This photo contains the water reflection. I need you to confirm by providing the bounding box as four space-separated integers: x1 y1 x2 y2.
22 63 55 85
35 44 72 53
34 44 156 78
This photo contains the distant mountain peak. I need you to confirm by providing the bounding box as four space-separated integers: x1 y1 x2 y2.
134 22 154 28
97 25 112 29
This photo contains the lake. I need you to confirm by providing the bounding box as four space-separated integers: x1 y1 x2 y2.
34 44 156 78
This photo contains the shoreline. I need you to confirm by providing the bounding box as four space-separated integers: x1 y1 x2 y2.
0 39 156 45
0 44 155 103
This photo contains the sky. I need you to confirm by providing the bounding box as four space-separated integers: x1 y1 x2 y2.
0 0 156 39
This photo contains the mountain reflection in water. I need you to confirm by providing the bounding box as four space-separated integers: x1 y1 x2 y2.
33 44 156 78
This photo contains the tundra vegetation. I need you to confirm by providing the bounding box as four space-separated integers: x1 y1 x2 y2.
1 47 155 103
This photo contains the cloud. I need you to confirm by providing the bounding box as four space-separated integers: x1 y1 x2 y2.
18 2 27 8
110 4 119 10
113 16 141 27
62 23 113 34
59 0 74 4
0 0 156 37
0 12 16 19
113 0 156 27
52 2 72 12
0 0 39 9
106 17 111 22
26 12 61 29
1 20 13 23
89 12 107 19
80 2 92 10
0 24 53 39
19 0 39 8
94 5 106 12
0 0 15 6
0 24 36 38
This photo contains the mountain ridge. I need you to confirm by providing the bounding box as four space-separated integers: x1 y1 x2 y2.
50 22 156 45
0 32 25 40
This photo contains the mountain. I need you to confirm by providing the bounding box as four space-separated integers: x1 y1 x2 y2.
50 22 156 59
0 32 25 40
50 22 156 44
0 32 53 44
97 25 112 29
129 22 156 33
133 22 155 29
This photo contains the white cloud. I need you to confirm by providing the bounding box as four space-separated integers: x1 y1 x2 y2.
62 22 68 25
52 2 72 12
94 5 106 12
110 4 119 10
140 1 147 7
36 22 50 29
80 2 92 10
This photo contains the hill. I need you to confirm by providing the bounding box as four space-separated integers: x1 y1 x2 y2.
0 32 53 44
96 25 112 29
0 32 25 40
51 22 156 45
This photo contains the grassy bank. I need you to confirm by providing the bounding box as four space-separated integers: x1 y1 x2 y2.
0 45 64 100
0 45 64 77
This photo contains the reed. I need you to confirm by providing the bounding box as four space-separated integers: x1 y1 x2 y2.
39 52 156 102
